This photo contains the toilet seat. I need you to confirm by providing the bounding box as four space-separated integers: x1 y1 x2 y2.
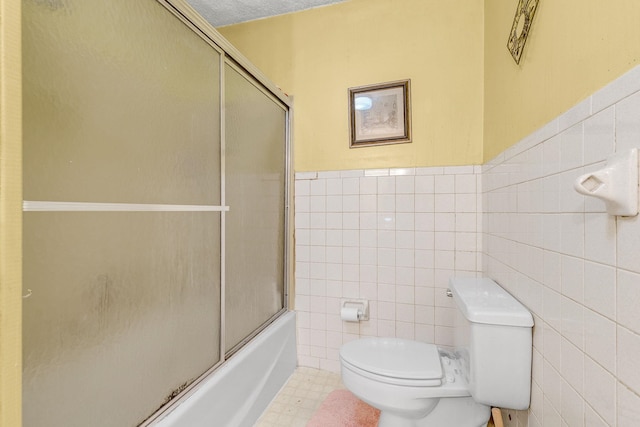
340 337 443 387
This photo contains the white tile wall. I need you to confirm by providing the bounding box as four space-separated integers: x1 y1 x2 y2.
294 166 482 372
483 65 640 426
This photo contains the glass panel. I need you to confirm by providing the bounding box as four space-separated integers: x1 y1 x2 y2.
23 0 220 205
23 212 221 427
224 64 287 351
22 1 222 426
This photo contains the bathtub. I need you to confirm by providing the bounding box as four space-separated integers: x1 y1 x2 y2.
152 311 297 427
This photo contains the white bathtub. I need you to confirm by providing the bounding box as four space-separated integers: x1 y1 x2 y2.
152 311 297 427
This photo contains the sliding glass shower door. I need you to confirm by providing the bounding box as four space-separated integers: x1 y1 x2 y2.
22 0 223 426
224 63 288 354
23 1 290 425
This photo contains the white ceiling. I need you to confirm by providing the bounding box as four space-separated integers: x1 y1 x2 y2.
186 0 347 27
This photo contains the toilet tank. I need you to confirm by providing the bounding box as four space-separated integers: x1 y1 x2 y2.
448 278 533 410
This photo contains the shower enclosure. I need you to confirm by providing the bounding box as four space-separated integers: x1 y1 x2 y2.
21 1 290 426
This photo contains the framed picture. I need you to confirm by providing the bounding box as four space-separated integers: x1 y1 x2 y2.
507 0 539 64
349 79 411 148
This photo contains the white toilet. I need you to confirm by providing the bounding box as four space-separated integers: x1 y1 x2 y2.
339 277 534 427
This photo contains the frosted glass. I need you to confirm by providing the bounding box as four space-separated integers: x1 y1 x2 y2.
22 0 223 426
224 64 287 351
23 212 221 427
23 0 220 205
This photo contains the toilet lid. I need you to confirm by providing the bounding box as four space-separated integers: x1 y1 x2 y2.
340 337 443 381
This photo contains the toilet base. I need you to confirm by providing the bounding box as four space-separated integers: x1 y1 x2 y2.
378 396 491 427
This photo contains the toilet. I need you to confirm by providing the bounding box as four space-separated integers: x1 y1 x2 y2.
339 277 534 427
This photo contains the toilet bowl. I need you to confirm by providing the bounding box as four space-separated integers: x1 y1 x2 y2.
339 278 534 427
340 338 489 427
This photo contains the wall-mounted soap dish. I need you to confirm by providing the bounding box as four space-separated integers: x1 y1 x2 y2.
574 148 638 216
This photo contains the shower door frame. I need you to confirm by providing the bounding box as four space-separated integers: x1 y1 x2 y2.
20 0 292 424
221 57 292 359
160 0 294 360
138 1 293 424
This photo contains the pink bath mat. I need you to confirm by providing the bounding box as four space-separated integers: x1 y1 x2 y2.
307 389 380 427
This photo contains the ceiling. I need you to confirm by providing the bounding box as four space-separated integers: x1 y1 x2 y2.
186 0 347 27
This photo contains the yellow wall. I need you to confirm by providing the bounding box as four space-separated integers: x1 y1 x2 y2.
0 0 22 425
484 0 640 161
223 0 640 169
220 0 485 172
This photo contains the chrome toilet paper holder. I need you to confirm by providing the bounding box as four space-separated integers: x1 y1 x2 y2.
341 299 369 321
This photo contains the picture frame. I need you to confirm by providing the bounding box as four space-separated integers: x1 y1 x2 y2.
348 79 411 148
507 0 539 64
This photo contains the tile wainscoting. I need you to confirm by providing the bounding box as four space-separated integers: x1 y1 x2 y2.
294 166 482 372
483 66 640 426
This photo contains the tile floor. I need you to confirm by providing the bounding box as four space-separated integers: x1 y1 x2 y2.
254 366 499 427
255 367 345 427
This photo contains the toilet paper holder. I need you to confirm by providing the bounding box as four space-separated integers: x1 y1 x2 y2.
341 299 369 321
574 148 639 217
